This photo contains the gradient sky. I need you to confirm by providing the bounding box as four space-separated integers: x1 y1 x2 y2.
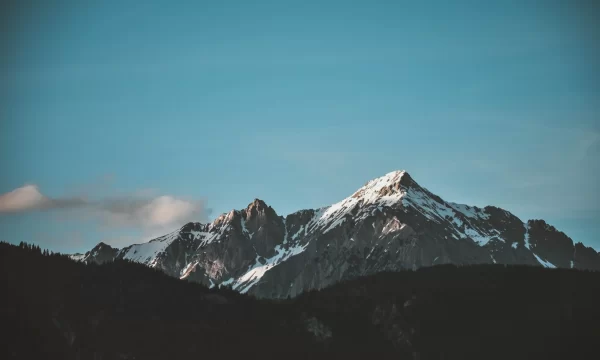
1 0 599 253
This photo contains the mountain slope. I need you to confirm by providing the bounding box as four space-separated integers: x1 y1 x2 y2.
75 170 600 298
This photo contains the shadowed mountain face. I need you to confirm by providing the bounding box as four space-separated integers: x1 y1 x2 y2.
75 170 600 298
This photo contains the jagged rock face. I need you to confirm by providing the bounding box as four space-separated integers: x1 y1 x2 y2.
243 199 285 257
74 170 600 298
482 206 527 247
527 220 575 269
573 242 600 270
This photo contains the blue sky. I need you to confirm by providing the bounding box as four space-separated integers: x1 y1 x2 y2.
1 0 599 253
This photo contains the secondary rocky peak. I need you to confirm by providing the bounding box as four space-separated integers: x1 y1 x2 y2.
210 210 242 229
92 242 115 251
246 198 268 210
85 242 119 265
180 221 206 233
244 198 278 221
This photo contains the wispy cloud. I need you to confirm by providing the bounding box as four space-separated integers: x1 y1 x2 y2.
0 183 210 236
0 184 87 213
95 195 208 229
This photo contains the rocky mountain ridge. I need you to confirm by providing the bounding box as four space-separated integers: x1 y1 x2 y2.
73 170 600 298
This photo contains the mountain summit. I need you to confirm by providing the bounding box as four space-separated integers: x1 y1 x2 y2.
74 170 600 298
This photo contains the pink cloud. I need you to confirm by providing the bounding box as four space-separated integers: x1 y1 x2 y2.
0 184 86 213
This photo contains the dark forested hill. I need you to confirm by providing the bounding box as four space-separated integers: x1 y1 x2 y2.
1 241 599 360
0 242 323 360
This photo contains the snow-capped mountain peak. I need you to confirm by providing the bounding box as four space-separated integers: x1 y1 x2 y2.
73 169 600 299
351 170 407 199
303 170 411 235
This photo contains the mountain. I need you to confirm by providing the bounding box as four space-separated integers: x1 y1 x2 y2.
74 170 600 298
4 242 600 360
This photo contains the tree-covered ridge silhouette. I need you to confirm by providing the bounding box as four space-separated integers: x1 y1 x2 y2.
1 241 599 360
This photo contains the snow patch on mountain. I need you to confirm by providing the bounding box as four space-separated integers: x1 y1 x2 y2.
190 227 230 250
231 243 309 294
180 261 199 279
69 253 86 262
523 224 531 249
448 202 490 220
122 229 180 267
220 277 235 288
240 216 249 234
402 188 440 222
532 253 556 269
188 230 204 240
290 224 305 241
463 227 497 246
402 187 499 245
381 217 406 236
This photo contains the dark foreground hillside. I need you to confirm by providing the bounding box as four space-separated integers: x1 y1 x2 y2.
1 242 599 360
297 265 600 359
